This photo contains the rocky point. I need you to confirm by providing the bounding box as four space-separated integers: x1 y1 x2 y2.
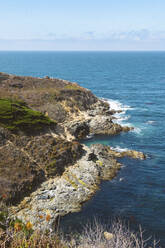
0 72 145 231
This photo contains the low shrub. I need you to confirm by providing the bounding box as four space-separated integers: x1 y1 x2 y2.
0 216 161 248
0 98 56 134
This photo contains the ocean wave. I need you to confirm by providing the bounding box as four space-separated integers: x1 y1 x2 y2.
146 120 157 125
113 115 131 125
101 98 144 135
131 127 142 134
102 98 132 126
111 146 129 152
102 98 132 112
86 134 94 139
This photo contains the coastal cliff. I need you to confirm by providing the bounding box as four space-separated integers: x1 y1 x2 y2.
0 72 145 231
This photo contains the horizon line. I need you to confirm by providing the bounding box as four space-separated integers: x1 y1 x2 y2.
0 50 165 52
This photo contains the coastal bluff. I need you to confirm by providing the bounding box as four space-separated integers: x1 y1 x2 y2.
0 72 145 230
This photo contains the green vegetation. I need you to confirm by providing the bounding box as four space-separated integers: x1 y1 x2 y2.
64 84 81 90
0 98 56 134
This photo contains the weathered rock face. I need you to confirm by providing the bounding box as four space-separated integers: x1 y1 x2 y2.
0 73 145 232
10 143 145 231
91 144 146 160
0 73 99 205
10 145 121 230
67 121 90 139
89 115 133 135
64 100 133 140
0 72 133 139
0 73 134 206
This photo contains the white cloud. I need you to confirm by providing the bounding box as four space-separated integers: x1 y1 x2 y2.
41 29 165 42
1 29 165 50
1 29 165 42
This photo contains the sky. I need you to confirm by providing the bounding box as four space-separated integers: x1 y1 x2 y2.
0 0 165 50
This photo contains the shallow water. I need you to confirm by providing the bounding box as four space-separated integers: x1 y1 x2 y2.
1 51 165 245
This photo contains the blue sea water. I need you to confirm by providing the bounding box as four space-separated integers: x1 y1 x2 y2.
0 51 165 245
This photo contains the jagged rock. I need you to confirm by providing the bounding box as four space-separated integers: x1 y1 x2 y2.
88 153 98 162
10 145 122 230
91 143 146 160
89 116 132 136
0 73 145 232
121 150 146 160
122 126 134 132
11 142 145 231
67 121 90 139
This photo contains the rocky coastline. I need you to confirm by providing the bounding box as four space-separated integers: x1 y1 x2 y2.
0 72 145 231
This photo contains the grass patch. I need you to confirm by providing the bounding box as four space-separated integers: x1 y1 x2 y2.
64 84 81 90
0 98 56 134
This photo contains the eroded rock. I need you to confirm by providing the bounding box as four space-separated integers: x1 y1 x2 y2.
0 73 145 232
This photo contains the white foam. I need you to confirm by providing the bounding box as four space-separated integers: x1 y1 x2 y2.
111 146 129 152
102 98 132 126
86 134 94 139
119 177 124 182
119 115 131 121
146 120 156 125
101 98 143 135
102 98 132 112
131 127 142 134
113 115 131 125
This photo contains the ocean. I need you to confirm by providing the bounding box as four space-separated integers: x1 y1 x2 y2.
0 51 165 245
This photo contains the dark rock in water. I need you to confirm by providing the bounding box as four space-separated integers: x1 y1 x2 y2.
109 109 122 115
122 126 134 132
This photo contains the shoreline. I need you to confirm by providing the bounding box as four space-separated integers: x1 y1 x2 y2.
0 72 145 231
10 95 145 231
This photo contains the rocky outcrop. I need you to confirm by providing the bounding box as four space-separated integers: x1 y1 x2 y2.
89 115 133 135
10 145 120 230
108 148 146 160
10 144 145 231
64 100 133 140
67 121 90 139
0 72 144 232
0 72 132 139
0 72 98 124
